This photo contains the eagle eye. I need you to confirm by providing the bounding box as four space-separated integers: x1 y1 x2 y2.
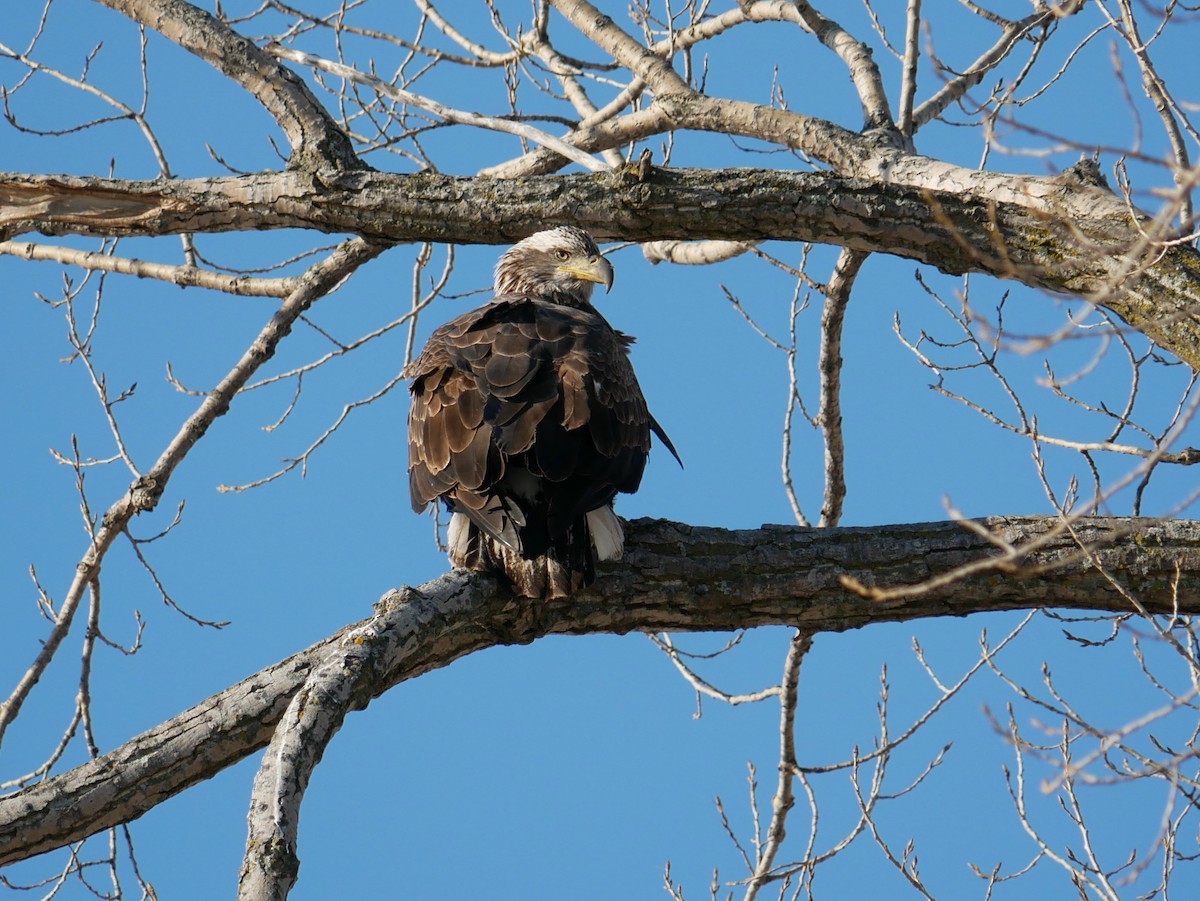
553 249 570 261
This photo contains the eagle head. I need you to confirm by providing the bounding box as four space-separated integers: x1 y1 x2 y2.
493 226 614 307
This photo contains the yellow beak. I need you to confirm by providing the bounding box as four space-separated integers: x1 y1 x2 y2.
560 256 614 293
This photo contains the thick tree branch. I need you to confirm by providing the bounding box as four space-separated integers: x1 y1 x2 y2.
550 0 868 170
3 164 1199 365
2 515 1198 867
237 627 368 901
97 0 361 170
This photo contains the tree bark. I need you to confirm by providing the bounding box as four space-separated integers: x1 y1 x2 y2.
96 0 361 170
1 514 1197 866
3 163 1197 367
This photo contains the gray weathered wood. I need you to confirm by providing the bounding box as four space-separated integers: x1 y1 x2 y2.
4 165 1197 366
2 515 1197 866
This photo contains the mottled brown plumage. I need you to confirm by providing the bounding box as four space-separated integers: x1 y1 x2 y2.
405 227 678 599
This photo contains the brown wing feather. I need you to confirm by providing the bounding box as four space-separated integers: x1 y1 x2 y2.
406 298 655 556
406 228 681 599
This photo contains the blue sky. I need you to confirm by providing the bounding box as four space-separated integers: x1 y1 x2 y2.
3 2 1199 898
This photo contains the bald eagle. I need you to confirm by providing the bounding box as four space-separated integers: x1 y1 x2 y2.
405 227 679 599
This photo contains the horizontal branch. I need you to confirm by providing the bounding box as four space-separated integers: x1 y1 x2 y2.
3 162 1197 365
0 241 297 296
2 514 1198 866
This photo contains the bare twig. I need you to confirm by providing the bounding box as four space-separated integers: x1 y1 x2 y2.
0 238 381 749
267 43 606 171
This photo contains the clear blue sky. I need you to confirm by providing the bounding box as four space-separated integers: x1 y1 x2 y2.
2 2 1198 898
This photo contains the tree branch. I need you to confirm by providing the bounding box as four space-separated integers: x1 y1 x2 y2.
3 163 1198 366
745 630 811 900
0 238 381 748
237 620 373 901
2 515 1199 867
0 240 297 296
97 0 361 170
816 248 865 527
265 44 607 172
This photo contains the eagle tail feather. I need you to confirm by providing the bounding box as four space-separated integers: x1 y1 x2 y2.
447 511 487 569
447 510 611 600
585 505 624 561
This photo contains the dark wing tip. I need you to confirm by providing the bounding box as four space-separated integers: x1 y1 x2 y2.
650 415 683 469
